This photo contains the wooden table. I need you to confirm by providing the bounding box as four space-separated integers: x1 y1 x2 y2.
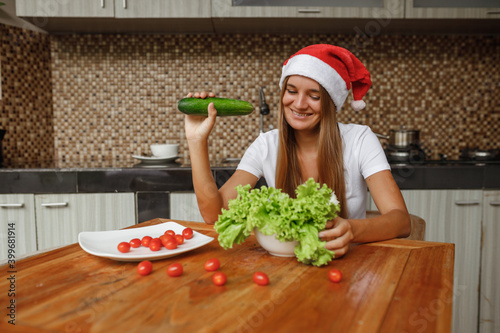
0 218 454 333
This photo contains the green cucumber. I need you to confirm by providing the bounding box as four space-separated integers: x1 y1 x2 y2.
177 97 254 117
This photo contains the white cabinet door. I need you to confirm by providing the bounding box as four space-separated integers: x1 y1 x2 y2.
212 0 404 18
0 194 37 260
405 0 500 19
35 193 135 251
16 0 115 17
114 0 211 18
480 190 500 333
170 192 204 223
401 189 482 333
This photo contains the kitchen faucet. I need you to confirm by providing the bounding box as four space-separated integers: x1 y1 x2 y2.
258 87 270 133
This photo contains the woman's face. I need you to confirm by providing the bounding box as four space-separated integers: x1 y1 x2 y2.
282 75 322 132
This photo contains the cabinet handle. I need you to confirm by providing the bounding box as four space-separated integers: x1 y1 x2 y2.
487 11 500 15
41 202 68 207
123 0 127 9
0 203 24 208
490 201 500 206
101 0 104 8
298 8 321 14
455 200 480 206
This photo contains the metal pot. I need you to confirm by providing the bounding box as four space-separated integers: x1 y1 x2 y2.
375 126 420 148
462 148 495 161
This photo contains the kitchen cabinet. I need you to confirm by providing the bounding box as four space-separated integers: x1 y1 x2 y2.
480 190 500 333
1 192 137 260
212 0 404 18
35 193 135 251
114 0 211 18
0 194 37 260
405 0 500 19
170 192 204 223
15 0 213 33
16 0 211 18
399 189 482 333
15 0 115 17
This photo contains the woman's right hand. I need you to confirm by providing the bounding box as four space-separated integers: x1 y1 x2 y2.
184 92 217 142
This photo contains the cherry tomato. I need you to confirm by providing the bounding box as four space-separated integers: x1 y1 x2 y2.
212 272 227 286
137 260 152 276
117 242 131 253
165 240 178 250
160 234 174 242
204 258 221 272
129 238 141 248
141 235 152 247
175 234 184 245
149 238 162 251
165 230 175 237
328 269 342 283
182 228 194 240
253 272 269 286
160 234 175 247
167 263 183 277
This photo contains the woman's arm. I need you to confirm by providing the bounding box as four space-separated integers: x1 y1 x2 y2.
319 170 411 257
185 92 259 224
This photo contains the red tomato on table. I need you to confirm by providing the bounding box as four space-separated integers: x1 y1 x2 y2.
212 272 227 286
328 269 342 283
253 272 269 286
204 258 221 272
137 261 152 276
167 263 183 277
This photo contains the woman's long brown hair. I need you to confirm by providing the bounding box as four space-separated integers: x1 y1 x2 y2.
275 77 347 218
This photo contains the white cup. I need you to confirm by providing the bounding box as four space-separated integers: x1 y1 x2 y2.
150 144 179 157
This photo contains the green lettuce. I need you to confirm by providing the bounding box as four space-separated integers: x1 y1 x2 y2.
214 178 340 266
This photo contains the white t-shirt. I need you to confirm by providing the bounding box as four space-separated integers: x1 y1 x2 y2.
236 123 391 219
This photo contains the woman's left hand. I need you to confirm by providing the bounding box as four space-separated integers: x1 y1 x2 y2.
319 217 354 258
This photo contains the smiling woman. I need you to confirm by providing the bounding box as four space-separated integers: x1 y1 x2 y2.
184 44 411 260
282 76 322 131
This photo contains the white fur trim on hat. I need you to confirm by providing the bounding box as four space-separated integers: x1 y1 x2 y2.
351 99 366 111
279 54 349 112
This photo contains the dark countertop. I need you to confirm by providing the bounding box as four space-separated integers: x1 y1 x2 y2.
1 158 499 194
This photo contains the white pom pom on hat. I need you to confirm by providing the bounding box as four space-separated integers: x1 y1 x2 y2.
279 44 371 112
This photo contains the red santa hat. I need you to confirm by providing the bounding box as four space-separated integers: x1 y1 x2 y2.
279 44 371 112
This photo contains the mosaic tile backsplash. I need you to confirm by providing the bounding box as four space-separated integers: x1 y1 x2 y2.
0 24 54 165
1 24 499 166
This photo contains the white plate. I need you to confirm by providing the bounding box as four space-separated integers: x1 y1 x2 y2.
78 221 214 262
132 155 178 163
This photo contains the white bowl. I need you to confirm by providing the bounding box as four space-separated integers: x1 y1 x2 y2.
150 144 179 157
254 228 299 257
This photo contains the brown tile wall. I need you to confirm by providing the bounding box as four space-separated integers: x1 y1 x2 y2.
0 24 54 165
1 28 499 166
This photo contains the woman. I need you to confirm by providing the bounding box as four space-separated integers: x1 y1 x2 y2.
185 44 411 257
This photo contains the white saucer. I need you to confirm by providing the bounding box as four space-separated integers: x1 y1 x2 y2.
132 155 178 164
78 221 214 262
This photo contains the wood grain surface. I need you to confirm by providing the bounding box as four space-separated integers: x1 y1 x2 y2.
0 219 454 333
